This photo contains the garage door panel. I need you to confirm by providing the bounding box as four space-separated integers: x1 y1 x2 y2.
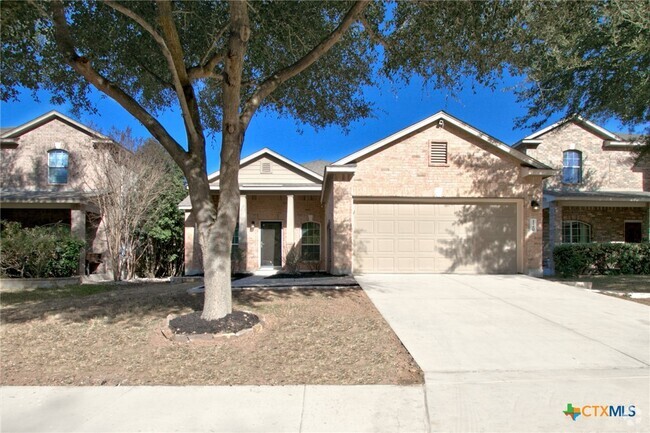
417 221 435 234
376 239 394 252
355 219 374 234
396 257 415 272
397 220 415 234
377 220 394 234
376 257 395 271
354 202 518 274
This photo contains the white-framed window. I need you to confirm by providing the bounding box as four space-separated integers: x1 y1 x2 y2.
562 150 582 184
301 222 320 261
562 221 591 243
429 142 448 165
48 149 69 184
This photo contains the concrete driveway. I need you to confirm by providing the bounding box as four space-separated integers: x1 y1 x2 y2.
357 274 650 432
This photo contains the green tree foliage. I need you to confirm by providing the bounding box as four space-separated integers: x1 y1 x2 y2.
135 140 186 278
0 222 84 278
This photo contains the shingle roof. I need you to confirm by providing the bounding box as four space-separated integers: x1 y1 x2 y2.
301 159 330 176
0 190 98 204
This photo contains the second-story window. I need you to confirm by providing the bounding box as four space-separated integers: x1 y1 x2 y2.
48 149 69 184
562 150 582 184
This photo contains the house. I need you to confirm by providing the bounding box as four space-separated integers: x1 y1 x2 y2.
181 111 554 276
1 111 110 275
513 117 650 273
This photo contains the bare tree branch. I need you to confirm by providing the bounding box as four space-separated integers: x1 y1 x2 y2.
50 0 189 168
240 0 370 129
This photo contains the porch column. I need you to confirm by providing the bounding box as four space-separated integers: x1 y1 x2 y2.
548 201 563 274
287 194 295 246
184 211 203 275
239 195 248 270
71 206 86 276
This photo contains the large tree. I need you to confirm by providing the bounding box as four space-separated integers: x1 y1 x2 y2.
2 1 647 319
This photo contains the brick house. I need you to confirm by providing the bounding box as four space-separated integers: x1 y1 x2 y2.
1 111 111 275
182 111 554 276
513 117 650 273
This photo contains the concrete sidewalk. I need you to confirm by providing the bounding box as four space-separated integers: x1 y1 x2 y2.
1 385 427 433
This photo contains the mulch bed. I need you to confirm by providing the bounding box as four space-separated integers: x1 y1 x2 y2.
169 310 260 335
266 272 334 279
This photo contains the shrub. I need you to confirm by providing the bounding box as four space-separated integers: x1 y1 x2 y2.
553 243 650 277
231 245 244 274
0 221 85 278
283 245 303 275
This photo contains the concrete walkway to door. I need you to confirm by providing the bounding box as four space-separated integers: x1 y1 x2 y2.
357 274 650 433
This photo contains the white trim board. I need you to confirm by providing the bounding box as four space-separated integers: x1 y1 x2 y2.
0 110 109 140
207 148 323 183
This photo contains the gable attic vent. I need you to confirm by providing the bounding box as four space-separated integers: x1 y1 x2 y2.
260 162 272 174
429 142 448 165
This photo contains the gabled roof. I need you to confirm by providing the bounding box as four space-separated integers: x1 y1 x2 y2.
207 147 323 183
332 110 550 169
0 110 109 140
517 116 621 144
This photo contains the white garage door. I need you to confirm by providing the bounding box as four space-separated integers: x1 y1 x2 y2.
353 202 519 274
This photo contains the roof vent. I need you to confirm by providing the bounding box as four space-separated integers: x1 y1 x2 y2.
429 142 447 165
260 162 272 174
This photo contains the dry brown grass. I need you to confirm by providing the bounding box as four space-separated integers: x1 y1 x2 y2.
0 282 423 386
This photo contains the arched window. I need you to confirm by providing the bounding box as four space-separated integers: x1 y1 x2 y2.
562 150 582 184
301 222 320 261
562 221 591 243
48 149 69 184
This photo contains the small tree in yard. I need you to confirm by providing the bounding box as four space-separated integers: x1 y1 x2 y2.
136 141 186 278
92 129 176 280
2 1 647 320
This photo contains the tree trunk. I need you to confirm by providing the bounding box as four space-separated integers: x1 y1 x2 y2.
186 154 238 320
190 0 249 321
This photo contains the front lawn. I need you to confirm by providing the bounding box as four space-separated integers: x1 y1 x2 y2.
549 275 650 306
0 282 423 386
1 283 119 305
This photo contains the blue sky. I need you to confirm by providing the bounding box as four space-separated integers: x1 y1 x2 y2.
0 74 641 175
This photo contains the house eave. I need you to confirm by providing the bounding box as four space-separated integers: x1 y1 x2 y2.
521 168 557 179
332 111 550 169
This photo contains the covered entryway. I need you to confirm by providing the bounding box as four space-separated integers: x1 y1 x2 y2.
260 221 282 267
353 201 520 273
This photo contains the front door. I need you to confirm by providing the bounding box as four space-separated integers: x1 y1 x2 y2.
261 222 282 267
624 221 642 243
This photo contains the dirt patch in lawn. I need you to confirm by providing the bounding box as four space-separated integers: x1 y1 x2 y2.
1 282 423 386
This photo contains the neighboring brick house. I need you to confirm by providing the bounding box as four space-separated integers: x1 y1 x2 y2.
182 111 554 276
1 111 111 275
513 117 650 273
